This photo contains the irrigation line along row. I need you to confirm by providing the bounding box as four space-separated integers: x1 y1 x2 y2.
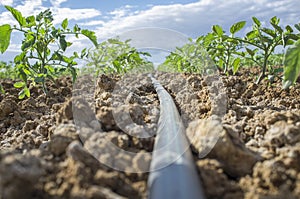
147 74 206 199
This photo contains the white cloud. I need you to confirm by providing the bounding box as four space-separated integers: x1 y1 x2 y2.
0 0 101 26
50 0 67 7
0 0 13 6
79 20 105 26
1 0 300 62
94 0 300 41
52 7 101 24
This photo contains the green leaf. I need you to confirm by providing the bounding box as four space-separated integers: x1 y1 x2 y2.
24 86 30 97
108 38 123 45
59 35 67 51
252 17 261 27
73 24 80 32
261 28 276 38
25 16 36 27
295 23 300 32
270 16 280 25
232 57 241 74
283 40 300 89
246 47 255 57
5 6 27 27
246 30 258 40
61 18 68 30
81 29 98 47
286 34 299 41
69 67 77 82
230 21 246 34
0 24 12 53
14 81 25 88
22 34 35 51
18 89 26 99
285 25 293 33
212 25 223 36
45 65 55 73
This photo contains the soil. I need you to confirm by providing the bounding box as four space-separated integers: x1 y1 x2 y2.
0 69 300 199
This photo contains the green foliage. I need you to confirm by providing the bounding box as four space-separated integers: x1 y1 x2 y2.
0 61 18 79
162 16 299 86
158 38 215 74
234 16 299 83
0 6 98 99
86 38 153 75
0 24 12 53
197 21 246 74
283 40 300 89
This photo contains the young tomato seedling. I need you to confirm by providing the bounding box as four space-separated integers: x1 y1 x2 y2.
0 6 98 99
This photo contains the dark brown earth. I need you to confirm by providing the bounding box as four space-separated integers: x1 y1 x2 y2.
0 69 300 199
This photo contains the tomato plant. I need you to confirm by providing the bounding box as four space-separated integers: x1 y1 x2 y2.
86 38 153 75
0 61 18 79
158 38 215 74
234 16 299 83
198 21 246 74
0 6 98 99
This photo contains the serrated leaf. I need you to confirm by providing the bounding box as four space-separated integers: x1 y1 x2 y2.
81 29 98 47
14 81 25 88
212 25 223 36
61 18 68 30
5 6 27 27
0 24 12 53
252 17 261 27
283 40 300 89
230 21 246 34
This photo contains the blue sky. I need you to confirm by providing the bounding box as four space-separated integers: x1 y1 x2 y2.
0 0 299 64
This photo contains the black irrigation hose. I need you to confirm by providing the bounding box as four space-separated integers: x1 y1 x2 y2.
147 74 206 199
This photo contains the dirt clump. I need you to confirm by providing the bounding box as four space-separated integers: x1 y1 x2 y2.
1 71 300 199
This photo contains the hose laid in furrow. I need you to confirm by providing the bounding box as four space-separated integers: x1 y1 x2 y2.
147 74 206 199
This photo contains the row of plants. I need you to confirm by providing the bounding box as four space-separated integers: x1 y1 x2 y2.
85 38 154 75
159 16 300 88
0 5 300 98
0 6 152 98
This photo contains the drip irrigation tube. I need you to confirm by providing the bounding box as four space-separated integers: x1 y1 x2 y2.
147 74 206 199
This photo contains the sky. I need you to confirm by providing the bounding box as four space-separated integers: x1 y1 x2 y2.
0 0 299 64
